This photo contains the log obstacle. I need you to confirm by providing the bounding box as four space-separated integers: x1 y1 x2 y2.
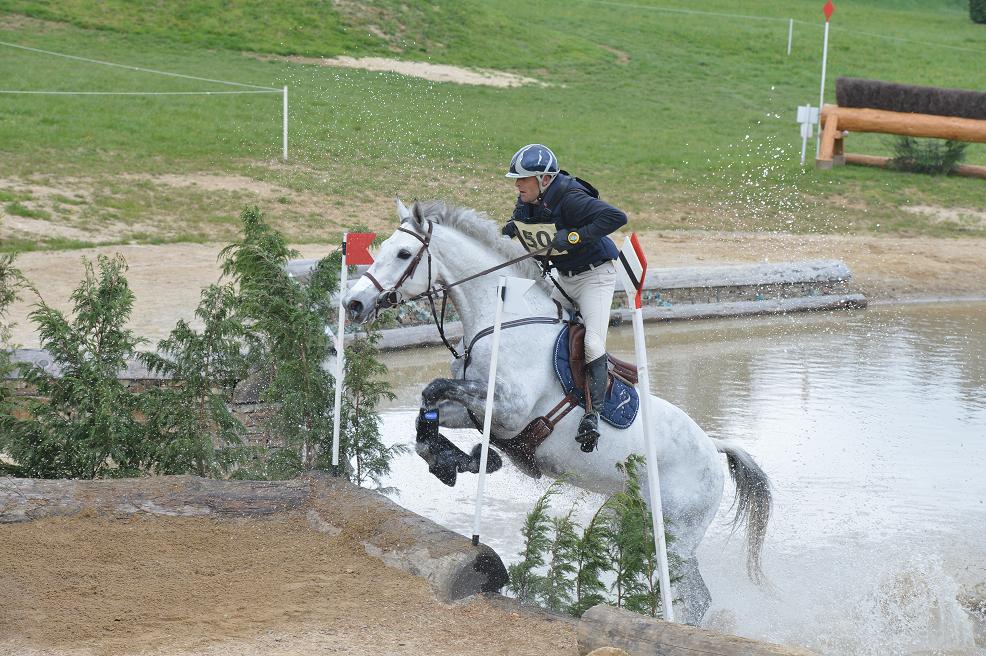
842 154 986 181
817 77 986 170
0 473 509 602
578 604 817 656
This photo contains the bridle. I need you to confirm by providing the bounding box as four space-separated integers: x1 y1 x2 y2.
362 221 435 311
358 219 556 361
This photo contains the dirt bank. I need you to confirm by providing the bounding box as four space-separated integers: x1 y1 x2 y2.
0 513 576 656
5 232 986 349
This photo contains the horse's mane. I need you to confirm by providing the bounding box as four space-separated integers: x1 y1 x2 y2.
412 200 551 288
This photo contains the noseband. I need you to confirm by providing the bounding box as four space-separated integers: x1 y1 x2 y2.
361 220 435 311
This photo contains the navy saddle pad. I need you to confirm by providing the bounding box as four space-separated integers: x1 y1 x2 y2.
552 326 639 429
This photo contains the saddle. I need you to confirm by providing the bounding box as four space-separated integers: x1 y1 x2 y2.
489 323 641 478
566 323 639 390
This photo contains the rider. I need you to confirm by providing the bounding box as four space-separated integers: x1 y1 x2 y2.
501 143 627 452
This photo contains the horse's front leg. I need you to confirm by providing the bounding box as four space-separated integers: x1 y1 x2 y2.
422 377 529 434
414 377 525 487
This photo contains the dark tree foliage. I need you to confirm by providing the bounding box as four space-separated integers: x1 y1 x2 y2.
332 329 405 488
140 283 250 476
508 456 678 619
972 0 986 24
835 77 986 121
3 256 147 479
507 482 558 602
0 255 26 469
220 206 340 478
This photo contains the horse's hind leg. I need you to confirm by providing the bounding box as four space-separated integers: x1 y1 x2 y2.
675 556 712 626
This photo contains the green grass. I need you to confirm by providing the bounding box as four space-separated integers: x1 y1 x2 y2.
1 0 985 248
5 202 50 220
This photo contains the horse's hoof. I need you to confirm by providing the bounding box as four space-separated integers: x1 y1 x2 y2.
468 443 503 473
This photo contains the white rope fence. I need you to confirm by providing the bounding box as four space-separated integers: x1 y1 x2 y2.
0 39 289 160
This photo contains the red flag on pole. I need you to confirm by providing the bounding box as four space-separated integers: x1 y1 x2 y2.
345 232 375 265
823 0 835 22
617 233 648 310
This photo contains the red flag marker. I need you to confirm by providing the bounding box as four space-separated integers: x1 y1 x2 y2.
345 232 375 265
823 0 835 22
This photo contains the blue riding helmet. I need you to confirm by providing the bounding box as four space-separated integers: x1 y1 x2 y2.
505 144 559 179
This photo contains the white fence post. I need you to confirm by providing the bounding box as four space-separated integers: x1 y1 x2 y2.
282 86 289 161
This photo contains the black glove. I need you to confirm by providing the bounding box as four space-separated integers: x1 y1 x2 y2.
551 229 581 251
501 221 518 238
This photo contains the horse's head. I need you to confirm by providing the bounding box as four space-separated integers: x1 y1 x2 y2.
344 197 436 324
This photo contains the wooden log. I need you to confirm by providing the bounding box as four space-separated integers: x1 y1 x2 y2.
0 474 509 602
821 105 986 143
816 109 840 168
0 475 309 522
306 473 508 602
844 153 986 180
578 604 816 656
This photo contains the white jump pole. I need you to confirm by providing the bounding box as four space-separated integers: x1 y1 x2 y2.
816 4 834 156
787 19 794 55
633 304 675 622
619 234 674 622
331 233 348 471
282 86 289 161
471 276 507 546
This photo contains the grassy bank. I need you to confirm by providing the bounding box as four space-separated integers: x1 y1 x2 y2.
1 0 985 250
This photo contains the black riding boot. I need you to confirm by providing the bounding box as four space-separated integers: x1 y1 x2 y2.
576 355 609 453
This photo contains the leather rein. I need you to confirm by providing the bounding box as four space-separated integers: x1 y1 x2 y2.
360 220 557 363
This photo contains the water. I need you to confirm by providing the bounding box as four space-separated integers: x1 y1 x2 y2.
376 301 986 655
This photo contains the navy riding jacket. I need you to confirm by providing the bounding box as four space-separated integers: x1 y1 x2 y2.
511 172 627 273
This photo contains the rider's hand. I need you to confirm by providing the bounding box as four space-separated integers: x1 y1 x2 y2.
501 221 518 238
551 230 581 251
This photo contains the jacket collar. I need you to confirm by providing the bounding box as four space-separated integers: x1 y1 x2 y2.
539 172 573 209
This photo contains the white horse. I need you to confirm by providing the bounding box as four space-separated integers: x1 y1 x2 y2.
343 199 771 624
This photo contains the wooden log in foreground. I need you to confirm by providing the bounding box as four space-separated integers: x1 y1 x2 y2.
578 604 817 656
844 154 986 180
0 474 508 602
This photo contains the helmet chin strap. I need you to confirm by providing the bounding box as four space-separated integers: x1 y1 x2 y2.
536 174 554 196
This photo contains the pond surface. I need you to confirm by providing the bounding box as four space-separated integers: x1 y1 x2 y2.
376 301 986 655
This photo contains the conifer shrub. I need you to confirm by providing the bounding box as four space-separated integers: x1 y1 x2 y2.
1 208 400 487
3 256 148 478
0 255 25 468
140 283 250 477
508 455 679 618
888 136 967 175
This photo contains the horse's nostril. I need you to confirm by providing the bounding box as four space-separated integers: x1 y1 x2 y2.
347 300 364 317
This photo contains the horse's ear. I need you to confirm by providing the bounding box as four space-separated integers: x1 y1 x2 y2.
411 201 424 226
395 196 412 223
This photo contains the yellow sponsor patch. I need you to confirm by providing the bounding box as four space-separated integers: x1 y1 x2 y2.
566 231 581 245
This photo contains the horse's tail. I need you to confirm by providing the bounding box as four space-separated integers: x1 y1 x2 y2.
714 439 772 583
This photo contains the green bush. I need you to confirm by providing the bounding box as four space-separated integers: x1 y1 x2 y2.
1 208 400 486
889 137 967 175
140 283 251 477
972 0 986 24
3 256 148 479
0 255 26 463
508 455 678 618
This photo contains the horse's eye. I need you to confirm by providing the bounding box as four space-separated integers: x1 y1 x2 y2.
397 249 412 260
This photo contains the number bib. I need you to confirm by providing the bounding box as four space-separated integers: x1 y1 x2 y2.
516 224 554 252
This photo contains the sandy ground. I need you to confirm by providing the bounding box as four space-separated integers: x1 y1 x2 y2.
5 232 986 349
0 514 576 656
249 53 547 88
